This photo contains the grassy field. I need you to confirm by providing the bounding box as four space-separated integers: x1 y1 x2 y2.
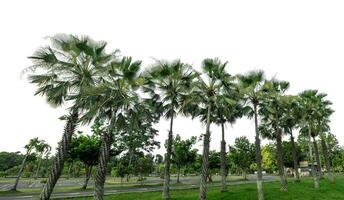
69 176 344 200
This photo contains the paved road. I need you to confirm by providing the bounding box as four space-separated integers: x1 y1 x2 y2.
0 177 278 200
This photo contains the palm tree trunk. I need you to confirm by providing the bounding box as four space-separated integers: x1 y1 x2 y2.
82 165 92 189
162 114 174 200
320 133 334 183
93 131 113 200
199 104 212 200
40 110 78 200
254 104 264 200
290 131 300 182
276 130 287 191
35 154 43 179
11 150 30 191
220 122 227 192
312 136 322 179
307 120 319 189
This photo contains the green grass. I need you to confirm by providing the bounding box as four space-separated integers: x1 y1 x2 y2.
69 177 344 200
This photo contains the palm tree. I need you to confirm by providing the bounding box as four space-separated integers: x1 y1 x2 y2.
143 60 197 200
34 141 51 179
259 80 289 191
78 56 142 200
314 93 335 183
11 137 40 191
189 58 232 200
281 97 301 182
299 90 320 189
237 70 268 200
26 34 111 200
213 85 241 192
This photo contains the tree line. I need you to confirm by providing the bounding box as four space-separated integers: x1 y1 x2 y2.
18 34 337 200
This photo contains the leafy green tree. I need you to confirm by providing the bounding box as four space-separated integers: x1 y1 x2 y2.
135 154 155 184
11 137 40 191
172 134 197 183
69 131 101 189
26 34 111 200
143 59 196 200
34 140 51 179
238 70 269 200
228 136 255 180
0 152 24 172
261 144 277 174
208 151 221 183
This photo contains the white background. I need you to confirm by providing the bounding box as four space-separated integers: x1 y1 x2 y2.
0 0 343 155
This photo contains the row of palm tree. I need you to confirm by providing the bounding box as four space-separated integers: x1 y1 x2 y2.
26 34 334 200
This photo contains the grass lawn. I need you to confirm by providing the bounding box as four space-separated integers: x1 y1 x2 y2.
69 176 344 200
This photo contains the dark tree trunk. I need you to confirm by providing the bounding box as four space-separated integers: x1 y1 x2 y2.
254 104 264 200
162 114 174 200
11 150 30 191
82 165 92 189
40 110 78 200
307 120 319 189
276 130 287 191
199 104 212 200
93 131 113 200
220 122 227 192
290 131 300 182
320 133 334 183
312 136 322 179
177 167 181 183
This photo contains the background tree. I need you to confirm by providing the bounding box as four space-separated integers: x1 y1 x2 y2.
261 144 277 174
34 140 51 179
69 131 101 189
11 137 40 191
172 134 197 183
208 151 221 183
228 136 255 180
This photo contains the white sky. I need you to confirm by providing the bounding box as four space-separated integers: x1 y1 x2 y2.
0 0 343 156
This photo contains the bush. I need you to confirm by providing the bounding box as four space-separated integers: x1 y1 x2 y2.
0 171 8 177
40 179 47 184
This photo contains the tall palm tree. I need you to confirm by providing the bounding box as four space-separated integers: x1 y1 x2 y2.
281 97 301 182
189 58 232 200
299 90 320 189
11 137 40 191
26 34 111 200
78 56 143 200
34 141 51 179
259 80 289 191
237 70 268 200
212 85 241 192
314 93 335 183
143 60 197 200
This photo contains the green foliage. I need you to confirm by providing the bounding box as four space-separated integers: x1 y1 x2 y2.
228 136 255 175
172 134 197 171
0 151 23 171
261 144 277 173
